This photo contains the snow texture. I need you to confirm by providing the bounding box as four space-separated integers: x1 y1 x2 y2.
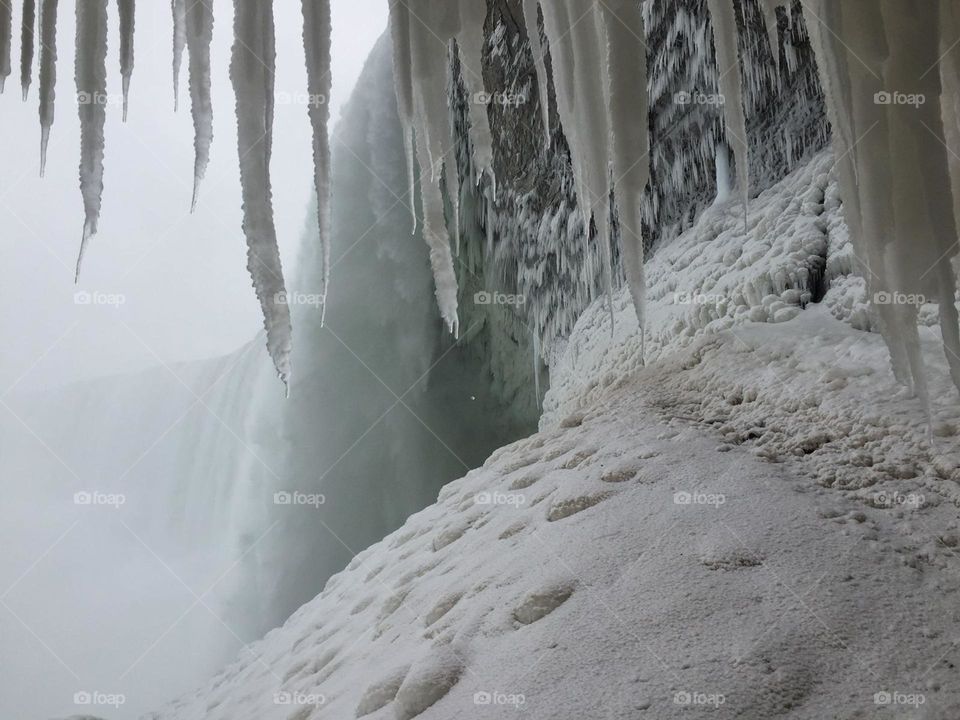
301 0 332 323
116 0 134 121
37 0 57 175
143 152 960 714
230 0 291 388
73 0 108 278
185 0 213 210
19 0 34 100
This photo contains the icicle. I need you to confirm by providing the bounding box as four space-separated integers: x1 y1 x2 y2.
301 0 332 324
457 0 493 179
116 0 134 121
171 0 186 111
388 0 417 231
521 0 550 147
0 0 10 92
403 1 461 336
74 0 108 278
600 0 649 329
707 0 748 229
185 0 213 210
38 0 57 176
20 0 35 100
230 0 292 388
532 327 540 408
759 0 781 74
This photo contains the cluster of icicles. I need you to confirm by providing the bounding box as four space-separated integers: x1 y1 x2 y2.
4 1 960 403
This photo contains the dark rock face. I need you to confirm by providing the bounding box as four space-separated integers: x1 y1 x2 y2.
445 0 828 376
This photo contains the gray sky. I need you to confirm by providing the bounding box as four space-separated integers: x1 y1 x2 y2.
0 0 388 392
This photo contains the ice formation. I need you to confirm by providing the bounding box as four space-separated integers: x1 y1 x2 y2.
171 0 186 111
38 0 57 175
230 0 291 387
301 0 332 324
759 0 782 74
185 0 213 210
388 0 417 231
0 0 10 92
456 0 493 178
20 0 34 100
396 1 463 336
707 0 748 228
802 0 960 400
116 0 134 121
521 0 550 146
73 0 108 278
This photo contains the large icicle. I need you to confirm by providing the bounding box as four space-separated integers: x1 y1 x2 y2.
600 0 649 331
759 0 781 74
0 0 10 92
116 0 134 121
301 0 332 324
171 0 186 110
707 0 748 227
38 0 57 175
185 0 213 210
20 0 35 100
803 0 960 400
403 1 461 336
541 0 615 328
74 0 108 277
521 0 551 146
456 0 493 179
230 0 291 388
388 0 417 231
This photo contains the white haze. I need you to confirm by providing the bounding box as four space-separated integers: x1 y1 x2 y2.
0 2 386 719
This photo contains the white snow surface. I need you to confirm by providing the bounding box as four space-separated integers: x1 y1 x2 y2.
145 150 960 719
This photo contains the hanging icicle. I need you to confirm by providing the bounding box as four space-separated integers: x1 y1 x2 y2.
74 0 108 278
707 0 749 229
116 0 134 121
38 0 58 175
171 0 186 111
521 0 551 147
301 0 333 324
20 0 35 100
0 0 10 92
456 0 494 180
600 0 650 331
400 1 462 336
230 0 292 389
185 0 213 210
759 0 781 74
388 0 417 232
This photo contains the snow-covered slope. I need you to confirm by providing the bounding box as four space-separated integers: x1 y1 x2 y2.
143 151 960 720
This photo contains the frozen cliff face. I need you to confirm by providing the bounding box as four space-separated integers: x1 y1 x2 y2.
444 0 828 371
